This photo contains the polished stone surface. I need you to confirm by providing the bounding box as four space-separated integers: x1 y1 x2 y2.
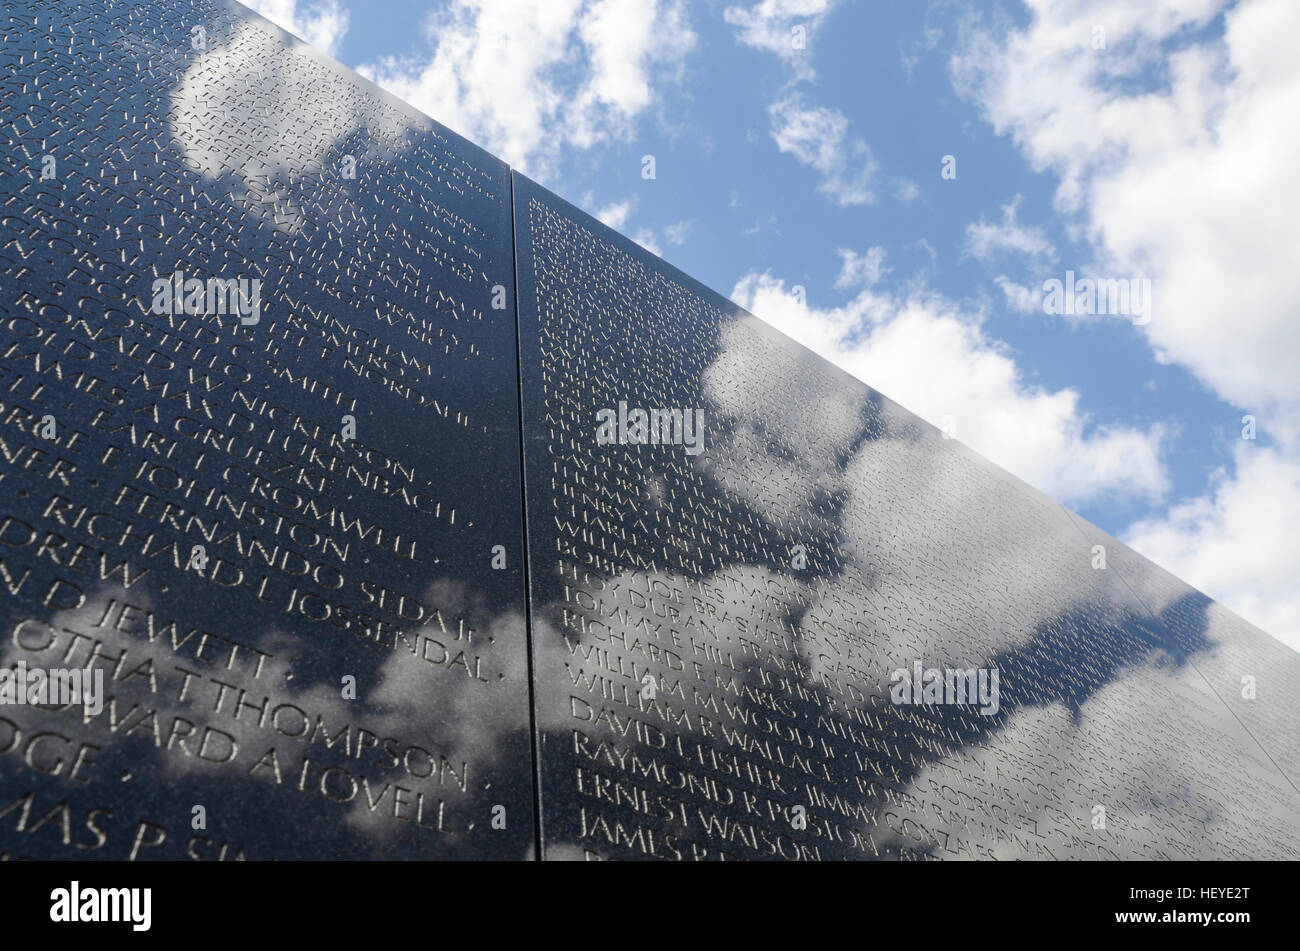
511 173 1300 860
0 0 533 859
3 0 1297 863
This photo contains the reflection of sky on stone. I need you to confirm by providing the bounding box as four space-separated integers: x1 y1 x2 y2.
705 313 1297 855
1061 509 1300 791
532 562 795 736
526 197 1300 859
1 1 531 859
340 580 529 842
2 573 531 856
701 309 1111 672
169 19 377 234
894 663 1299 859
168 11 494 241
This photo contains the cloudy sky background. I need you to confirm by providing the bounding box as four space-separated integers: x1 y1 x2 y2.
241 0 1300 651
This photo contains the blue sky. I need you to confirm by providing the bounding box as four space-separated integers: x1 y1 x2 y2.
244 0 1300 650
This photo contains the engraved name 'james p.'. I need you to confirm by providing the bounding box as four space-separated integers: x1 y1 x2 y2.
0 0 533 860
2 0 1296 864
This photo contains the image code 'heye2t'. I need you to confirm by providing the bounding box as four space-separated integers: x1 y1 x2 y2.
2 0 1298 862
511 176 1300 861
0 0 533 859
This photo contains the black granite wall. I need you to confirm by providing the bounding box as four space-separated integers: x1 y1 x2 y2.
1 0 1296 860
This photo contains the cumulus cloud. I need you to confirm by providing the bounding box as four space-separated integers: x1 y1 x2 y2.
953 0 1300 418
632 227 663 255
1126 445 1300 651
243 0 350 55
731 255 1170 507
952 0 1300 648
358 0 696 174
663 219 694 245
995 275 1041 313
834 246 890 290
769 93 878 205
724 0 839 80
595 198 635 229
964 195 1056 265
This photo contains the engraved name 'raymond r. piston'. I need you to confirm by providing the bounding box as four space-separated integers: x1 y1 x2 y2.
2 0 1297 864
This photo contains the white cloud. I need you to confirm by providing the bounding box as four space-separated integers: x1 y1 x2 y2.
595 198 634 229
769 93 877 205
953 0 1300 648
243 0 350 56
964 194 1055 264
995 275 1041 313
664 219 694 245
731 256 1169 508
1126 446 1300 651
619 218 691 252
910 237 939 263
730 5 880 208
724 0 838 80
741 214 780 237
170 18 373 233
953 0 1300 418
834 246 889 289
633 227 663 255
358 0 696 174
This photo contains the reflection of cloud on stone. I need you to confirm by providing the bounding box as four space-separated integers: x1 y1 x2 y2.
528 609 572 737
371 603 528 779
513 121 1299 860
0 570 532 855
707 317 864 465
1 584 159 748
1186 601 1300 787
545 842 593 861
835 434 1118 667
702 315 864 531
532 262 1262 860
1 581 292 789
886 660 1300 859
699 308 1106 692
168 19 393 234
146 622 333 785
1060 513 1190 621
171 19 363 178
333 577 529 846
1061 471 1300 792
532 563 800 739
531 559 837 859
